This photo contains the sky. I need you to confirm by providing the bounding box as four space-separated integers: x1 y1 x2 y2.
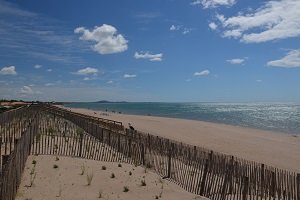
0 0 300 102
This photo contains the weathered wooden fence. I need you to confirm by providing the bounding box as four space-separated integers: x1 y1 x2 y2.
0 104 299 200
0 107 38 200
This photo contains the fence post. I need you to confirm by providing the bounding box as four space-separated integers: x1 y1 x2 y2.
199 158 209 196
166 142 173 178
271 171 276 199
140 143 145 166
243 176 249 200
147 134 151 153
261 164 265 200
117 134 121 152
297 173 300 200
128 131 132 158
79 132 83 157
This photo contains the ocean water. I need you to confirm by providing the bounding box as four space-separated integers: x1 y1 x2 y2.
64 102 300 135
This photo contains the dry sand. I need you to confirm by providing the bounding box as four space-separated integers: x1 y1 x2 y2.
17 155 205 200
60 106 300 172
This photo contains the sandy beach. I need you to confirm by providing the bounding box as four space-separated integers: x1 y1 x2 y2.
59 106 300 172
17 155 204 200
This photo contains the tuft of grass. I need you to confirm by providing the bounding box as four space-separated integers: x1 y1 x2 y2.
86 172 94 186
118 163 122 167
155 195 159 199
53 164 59 169
110 173 115 178
32 160 37 165
55 156 59 161
101 165 106 170
29 173 37 187
123 186 129 192
129 171 132 176
80 163 85 175
98 189 103 198
141 178 146 186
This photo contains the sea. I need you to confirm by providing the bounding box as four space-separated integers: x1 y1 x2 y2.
64 102 300 135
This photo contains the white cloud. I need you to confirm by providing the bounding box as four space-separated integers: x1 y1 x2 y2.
20 86 41 95
194 70 210 76
209 22 218 30
191 0 236 8
74 24 128 54
0 66 17 75
47 69 52 72
134 52 163 61
215 0 300 43
74 67 98 76
124 74 137 78
45 83 55 86
169 25 192 34
107 80 113 84
34 64 42 69
267 50 300 68
256 80 262 82
182 28 192 35
227 58 245 64
170 25 180 31
83 77 97 81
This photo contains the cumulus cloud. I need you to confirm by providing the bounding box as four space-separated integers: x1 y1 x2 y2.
214 0 300 43
34 64 42 69
134 52 163 61
0 66 17 75
227 58 245 64
20 86 40 95
124 74 137 78
170 25 180 31
267 50 300 68
47 69 52 72
74 67 98 76
194 70 210 76
74 24 128 54
182 28 192 35
191 0 236 8
107 80 113 84
209 22 218 30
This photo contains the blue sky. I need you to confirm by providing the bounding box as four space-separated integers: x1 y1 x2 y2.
0 0 300 102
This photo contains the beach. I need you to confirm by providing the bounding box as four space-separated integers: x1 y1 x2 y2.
59 106 300 172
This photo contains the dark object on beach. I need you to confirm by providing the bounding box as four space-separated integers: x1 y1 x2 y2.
94 112 96 114
128 123 135 131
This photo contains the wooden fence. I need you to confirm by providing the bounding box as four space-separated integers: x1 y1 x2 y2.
0 104 299 200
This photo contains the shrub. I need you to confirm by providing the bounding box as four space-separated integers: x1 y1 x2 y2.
110 173 115 178
123 186 129 192
129 171 132 176
32 160 37 165
101 165 106 170
118 163 122 168
53 164 59 169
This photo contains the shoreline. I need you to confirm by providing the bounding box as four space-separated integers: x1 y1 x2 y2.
58 105 300 172
63 103 300 136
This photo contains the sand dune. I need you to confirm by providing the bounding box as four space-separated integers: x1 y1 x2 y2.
17 155 205 200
